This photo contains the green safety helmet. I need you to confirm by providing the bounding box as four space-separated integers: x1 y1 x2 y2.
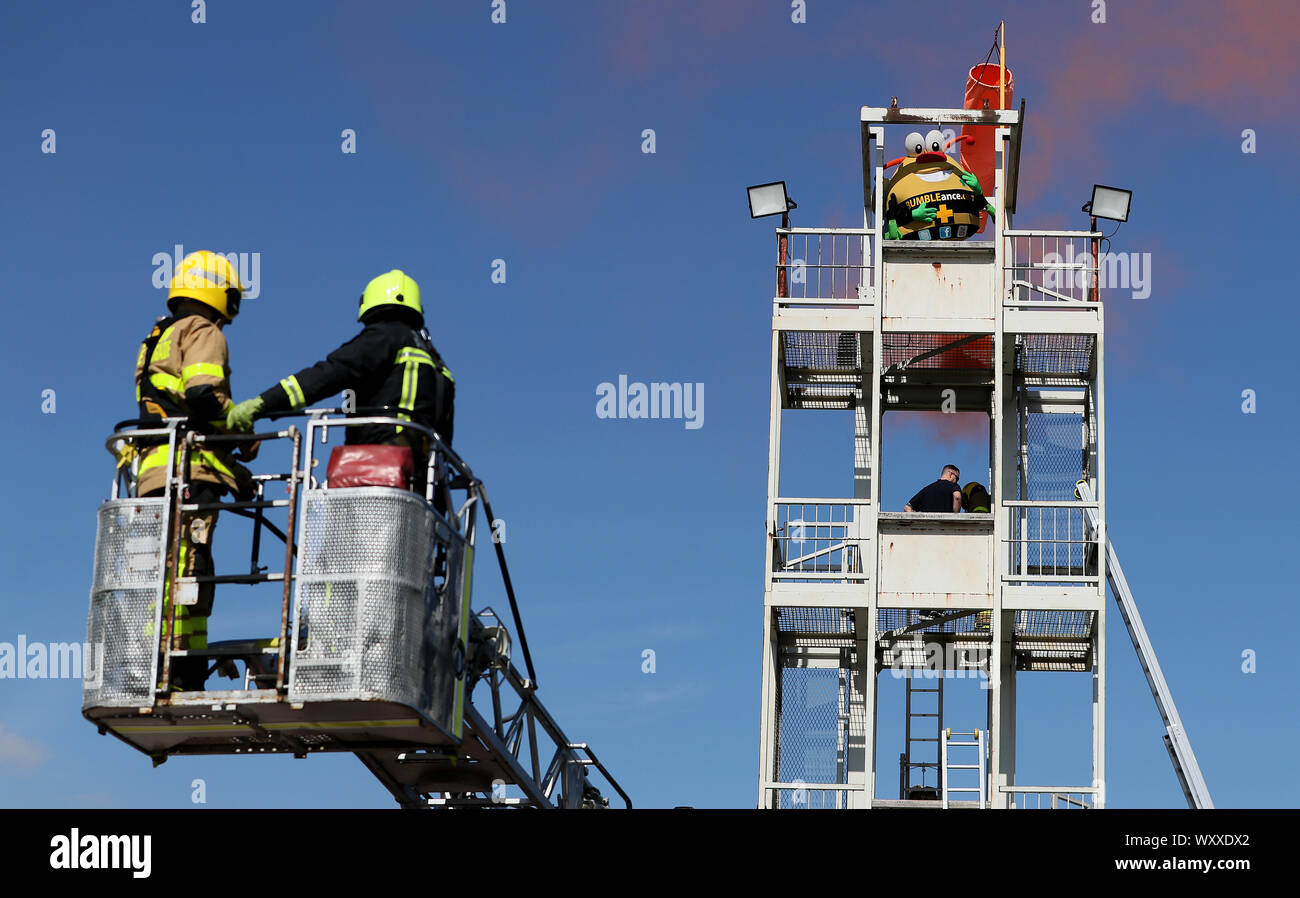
358 269 422 321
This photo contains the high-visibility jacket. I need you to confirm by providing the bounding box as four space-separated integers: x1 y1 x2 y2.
134 313 249 496
256 311 455 452
963 483 992 513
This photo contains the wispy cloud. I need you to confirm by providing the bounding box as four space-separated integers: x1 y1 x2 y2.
622 681 700 707
0 724 46 772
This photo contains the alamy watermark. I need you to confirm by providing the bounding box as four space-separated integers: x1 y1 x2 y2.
0 636 102 682
886 640 991 688
152 244 261 299
49 829 151 879
596 376 703 430
1042 245 1151 299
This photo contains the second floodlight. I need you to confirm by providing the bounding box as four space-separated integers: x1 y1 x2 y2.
748 181 794 219
1085 184 1132 222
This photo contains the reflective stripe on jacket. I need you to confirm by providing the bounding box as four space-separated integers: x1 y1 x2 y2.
257 315 455 449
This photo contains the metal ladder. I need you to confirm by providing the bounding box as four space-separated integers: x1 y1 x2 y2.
1075 481 1213 808
941 728 986 808
900 670 943 799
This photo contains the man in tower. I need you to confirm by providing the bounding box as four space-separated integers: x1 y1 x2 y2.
904 464 963 513
134 249 257 691
224 269 454 492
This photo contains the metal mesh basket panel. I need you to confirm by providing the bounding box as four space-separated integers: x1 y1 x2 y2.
84 499 168 708
298 488 434 585
289 488 465 730
292 579 426 705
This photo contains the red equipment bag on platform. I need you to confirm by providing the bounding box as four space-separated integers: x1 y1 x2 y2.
326 445 413 489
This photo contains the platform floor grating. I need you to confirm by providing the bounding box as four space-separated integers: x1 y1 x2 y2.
1015 610 1094 638
781 331 863 409
782 331 861 371
776 607 856 635
882 334 993 370
877 609 988 635
1017 334 1095 377
773 607 1094 671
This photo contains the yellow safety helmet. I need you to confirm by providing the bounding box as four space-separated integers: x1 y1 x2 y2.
168 250 244 323
358 269 422 321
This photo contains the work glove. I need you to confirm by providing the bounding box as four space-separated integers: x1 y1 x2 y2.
226 397 264 433
911 203 937 223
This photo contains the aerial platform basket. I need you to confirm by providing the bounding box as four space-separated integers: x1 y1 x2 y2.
83 413 474 760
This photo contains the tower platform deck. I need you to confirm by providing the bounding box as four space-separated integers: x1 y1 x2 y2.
774 606 1095 672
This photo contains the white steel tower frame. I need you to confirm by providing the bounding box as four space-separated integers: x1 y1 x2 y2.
759 105 1110 810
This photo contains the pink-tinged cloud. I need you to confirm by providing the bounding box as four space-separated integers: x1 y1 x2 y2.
1020 0 1300 201
897 411 989 448
602 0 760 85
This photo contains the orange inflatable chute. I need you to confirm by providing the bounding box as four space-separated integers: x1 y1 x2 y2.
960 62 1013 233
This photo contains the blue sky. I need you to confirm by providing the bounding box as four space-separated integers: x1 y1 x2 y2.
0 1 1296 808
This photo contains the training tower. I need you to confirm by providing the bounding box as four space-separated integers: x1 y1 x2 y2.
757 103 1210 809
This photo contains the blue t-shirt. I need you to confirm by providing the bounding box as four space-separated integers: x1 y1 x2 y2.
908 479 962 513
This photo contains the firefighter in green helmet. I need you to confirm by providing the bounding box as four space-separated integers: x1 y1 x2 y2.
225 270 455 488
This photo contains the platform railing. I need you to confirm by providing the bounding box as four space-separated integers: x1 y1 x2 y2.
299 411 472 534
1004 229 1103 308
95 411 482 700
1004 786 1096 809
99 419 302 696
764 782 859 809
1003 500 1101 585
775 228 875 308
770 499 870 583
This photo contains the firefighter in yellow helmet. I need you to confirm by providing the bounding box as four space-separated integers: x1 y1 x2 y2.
134 250 256 691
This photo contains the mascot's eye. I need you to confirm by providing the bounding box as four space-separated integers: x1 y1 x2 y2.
904 131 924 156
925 130 945 153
